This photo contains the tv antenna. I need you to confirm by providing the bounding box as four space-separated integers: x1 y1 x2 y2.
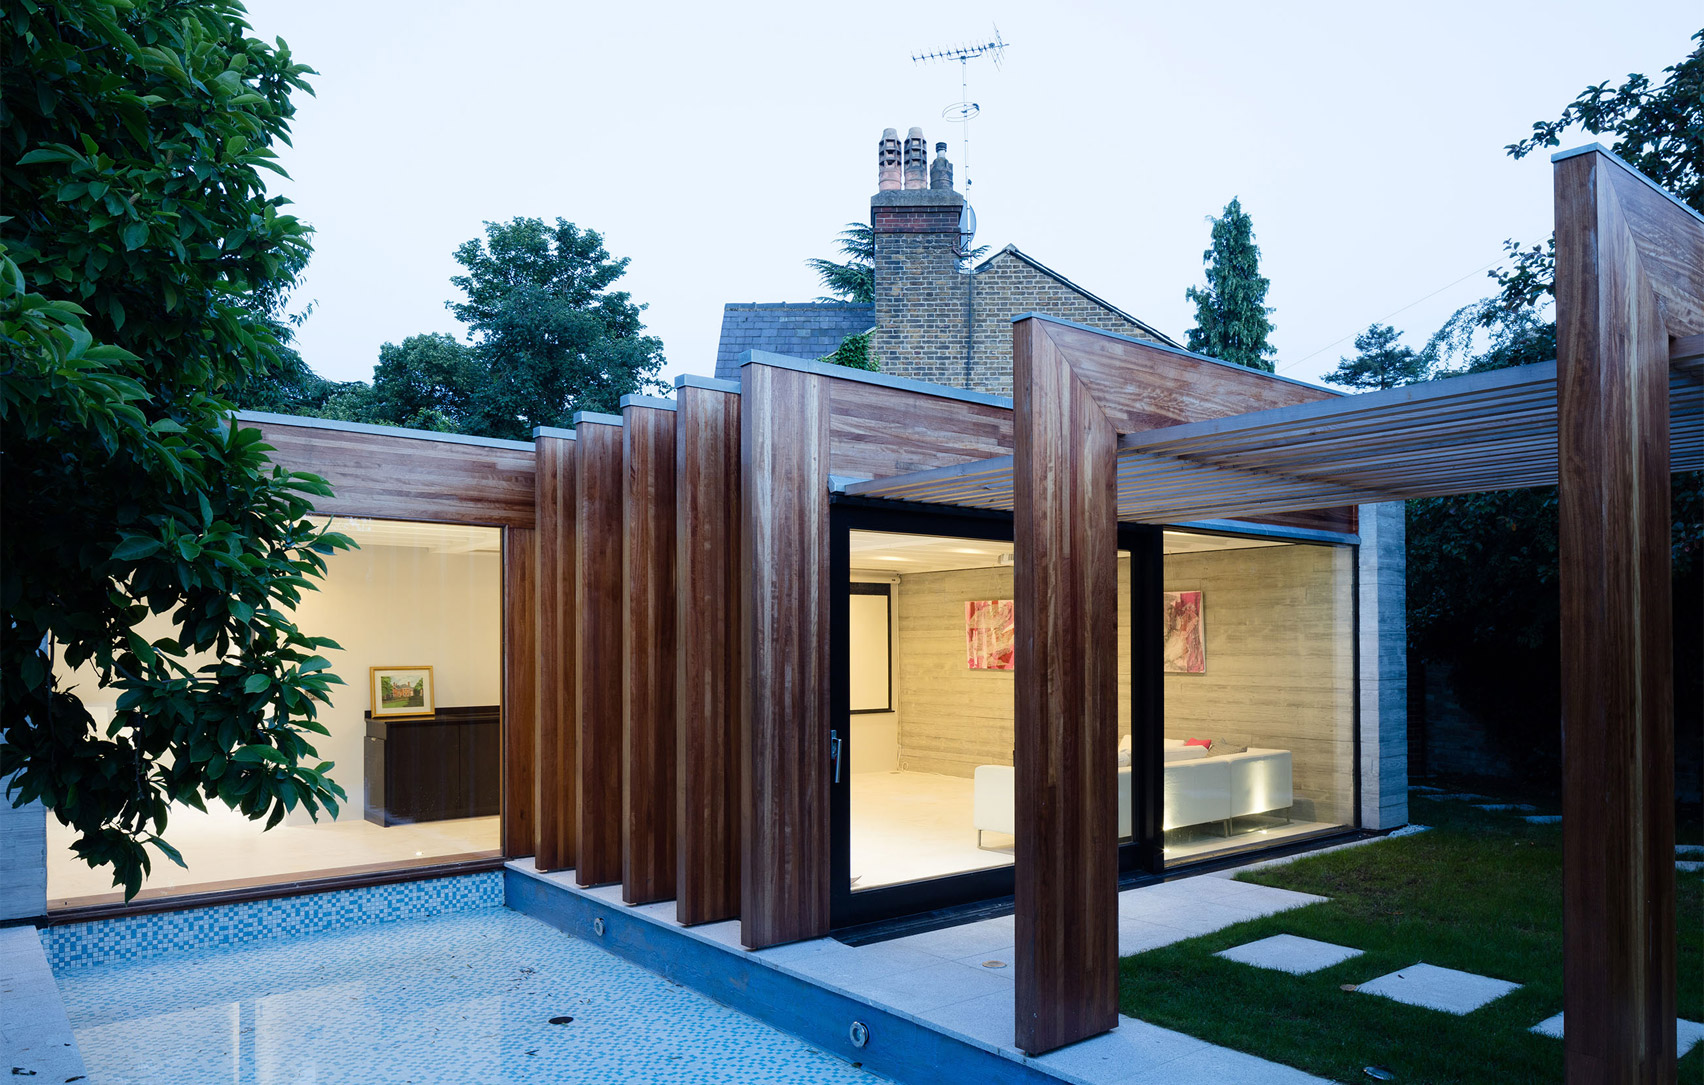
911 25 1008 191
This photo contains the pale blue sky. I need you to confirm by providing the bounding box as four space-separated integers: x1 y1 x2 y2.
244 0 1699 390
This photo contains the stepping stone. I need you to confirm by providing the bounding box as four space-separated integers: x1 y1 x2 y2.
1680 861 1703 873
1216 934 1363 975
1678 844 1704 856
1529 1013 1704 1058
1408 784 1443 793
1355 963 1520 1014
1525 815 1563 825
1432 793 1489 802
1387 824 1431 839
1474 803 1536 812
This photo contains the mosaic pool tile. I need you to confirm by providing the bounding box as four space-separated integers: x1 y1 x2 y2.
56 905 876 1085
43 871 502 970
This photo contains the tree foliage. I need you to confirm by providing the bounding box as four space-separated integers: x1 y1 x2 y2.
1 0 352 897
807 222 874 304
1184 197 1276 372
1322 323 1432 391
442 217 665 439
1488 28 1703 319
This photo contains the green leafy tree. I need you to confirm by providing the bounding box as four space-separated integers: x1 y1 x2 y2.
808 223 875 303
1322 323 1432 391
447 217 665 439
369 333 479 432
1488 28 1702 318
2 0 352 897
1184 197 1276 372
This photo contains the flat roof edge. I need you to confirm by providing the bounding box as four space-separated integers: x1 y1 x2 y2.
531 426 577 440
675 374 742 393
1551 143 1704 227
571 410 624 427
1010 313 1344 398
233 410 535 451
1168 518 1361 547
620 394 677 412
738 349 1014 410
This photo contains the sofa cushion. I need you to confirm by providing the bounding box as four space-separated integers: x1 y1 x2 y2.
1164 745 1207 763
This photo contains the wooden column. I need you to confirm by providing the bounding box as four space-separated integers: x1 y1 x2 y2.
501 524 538 859
1012 317 1120 1055
1554 147 1695 1083
740 362 832 948
675 378 743 925
573 413 625 887
532 429 577 871
622 397 678 904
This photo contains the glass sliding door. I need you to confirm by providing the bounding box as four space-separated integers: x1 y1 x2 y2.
1158 529 1356 864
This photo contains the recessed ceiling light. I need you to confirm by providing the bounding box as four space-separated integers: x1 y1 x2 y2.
948 547 992 554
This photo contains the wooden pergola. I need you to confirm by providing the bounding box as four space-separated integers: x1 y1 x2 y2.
850 146 1702 1076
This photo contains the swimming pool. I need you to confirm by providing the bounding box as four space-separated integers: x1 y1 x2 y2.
55 905 883 1084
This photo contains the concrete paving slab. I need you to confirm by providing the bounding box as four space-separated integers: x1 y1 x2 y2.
1474 803 1537 812
1529 1012 1704 1058
1525 815 1563 825
1216 933 1363 975
0 927 91 1083
1356 962 1520 1014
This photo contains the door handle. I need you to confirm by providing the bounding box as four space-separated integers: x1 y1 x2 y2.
830 729 843 784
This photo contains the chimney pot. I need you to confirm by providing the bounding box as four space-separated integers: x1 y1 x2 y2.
903 127 927 190
877 128 902 192
930 142 954 191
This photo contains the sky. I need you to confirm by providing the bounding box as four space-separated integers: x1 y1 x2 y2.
243 0 1700 391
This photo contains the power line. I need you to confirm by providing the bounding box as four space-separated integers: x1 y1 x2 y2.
1277 256 1504 373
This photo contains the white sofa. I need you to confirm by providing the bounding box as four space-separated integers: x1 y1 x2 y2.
971 739 1292 844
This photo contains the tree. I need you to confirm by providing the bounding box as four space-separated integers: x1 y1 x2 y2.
808 222 875 303
369 333 479 432
2 0 351 897
1489 28 1702 318
1322 323 1432 391
1184 197 1276 372
446 217 665 440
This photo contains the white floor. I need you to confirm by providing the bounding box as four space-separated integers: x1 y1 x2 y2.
46 806 498 905
850 769 1347 890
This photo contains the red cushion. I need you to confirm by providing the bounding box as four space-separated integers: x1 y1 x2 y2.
1184 738 1214 750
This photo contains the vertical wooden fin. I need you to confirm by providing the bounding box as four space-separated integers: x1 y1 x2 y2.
1012 317 1120 1054
1555 148 1690 1084
676 383 744 925
501 524 538 859
622 401 678 904
533 433 577 870
741 363 832 948
574 417 625 887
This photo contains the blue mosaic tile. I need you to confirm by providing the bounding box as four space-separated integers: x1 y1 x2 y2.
56 905 876 1084
44 871 502 970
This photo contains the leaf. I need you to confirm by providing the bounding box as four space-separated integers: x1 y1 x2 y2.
242 673 271 694
122 222 148 250
112 535 163 561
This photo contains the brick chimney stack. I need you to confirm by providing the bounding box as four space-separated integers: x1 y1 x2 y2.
871 127 968 386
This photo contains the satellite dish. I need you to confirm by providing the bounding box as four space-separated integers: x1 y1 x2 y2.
959 203 977 257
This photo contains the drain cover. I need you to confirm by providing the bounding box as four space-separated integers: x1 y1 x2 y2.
981 960 1008 969
548 1016 574 1025
1364 1068 1395 1081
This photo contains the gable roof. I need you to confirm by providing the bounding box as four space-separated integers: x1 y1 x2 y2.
714 302 876 381
974 244 1180 348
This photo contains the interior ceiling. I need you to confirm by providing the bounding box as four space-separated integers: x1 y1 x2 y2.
848 529 1285 573
321 516 502 554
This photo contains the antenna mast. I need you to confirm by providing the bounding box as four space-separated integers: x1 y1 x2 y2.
911 25 1008 191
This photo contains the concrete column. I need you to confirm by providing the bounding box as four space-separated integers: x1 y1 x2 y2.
1357 501 1408 830
0 790 47 921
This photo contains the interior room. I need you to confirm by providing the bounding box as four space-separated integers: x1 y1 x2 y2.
47 516 504 907
843 525 1358 891
1159 530 1356 862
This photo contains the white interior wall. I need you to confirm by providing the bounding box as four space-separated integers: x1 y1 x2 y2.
849 574 900 773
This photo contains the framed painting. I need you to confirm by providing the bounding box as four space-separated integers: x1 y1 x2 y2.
966 598 1016 671
370 665 435 717
1163 591 1205 674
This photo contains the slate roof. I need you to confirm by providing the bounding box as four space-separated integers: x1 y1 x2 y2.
714 302 876 381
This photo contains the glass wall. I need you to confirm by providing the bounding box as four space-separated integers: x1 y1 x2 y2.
1160 529 1356 863
47 517 503 908
845 530 1133 893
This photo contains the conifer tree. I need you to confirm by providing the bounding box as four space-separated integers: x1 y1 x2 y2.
1184 197 1277 372
1323 323 1432 390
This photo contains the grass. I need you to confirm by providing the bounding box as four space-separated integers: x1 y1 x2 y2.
1118 794 1704 1083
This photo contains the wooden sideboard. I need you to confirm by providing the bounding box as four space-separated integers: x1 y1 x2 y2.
363 705 501 826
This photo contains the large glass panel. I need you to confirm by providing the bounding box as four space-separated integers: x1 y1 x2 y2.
1160 529 1355 863
845 530 1133 892
47 517 503 907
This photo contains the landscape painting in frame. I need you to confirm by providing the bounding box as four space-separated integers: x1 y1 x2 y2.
371 665 435 718
1163 591 1206 674
966 599 1016 671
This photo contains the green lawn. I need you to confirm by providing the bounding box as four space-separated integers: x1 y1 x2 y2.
1118 794 1704 1083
